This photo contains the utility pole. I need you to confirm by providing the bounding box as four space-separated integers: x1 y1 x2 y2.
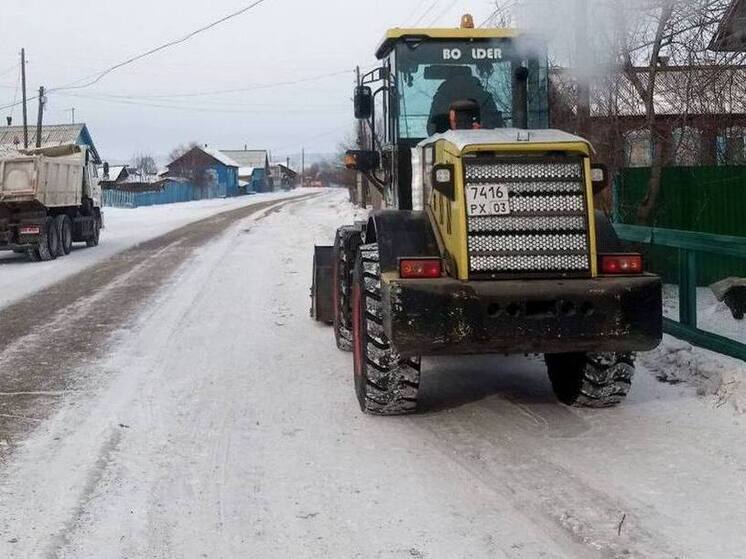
574 0 591 137
21 48 28 148
301 147 305 188
35 86 45 148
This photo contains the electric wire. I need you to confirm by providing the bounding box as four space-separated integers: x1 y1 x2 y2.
0 0 271 111
82 69 353 100
412 0 441 26
427 0 460 27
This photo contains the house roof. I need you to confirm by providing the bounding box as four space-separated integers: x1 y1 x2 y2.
710 0 746 52
203 147 239 167
167 145 239 169
98 165 128 182
550 66 746 117
0 123 101 163
220 149 268 168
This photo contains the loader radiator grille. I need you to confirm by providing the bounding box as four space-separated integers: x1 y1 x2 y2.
464 157 591 277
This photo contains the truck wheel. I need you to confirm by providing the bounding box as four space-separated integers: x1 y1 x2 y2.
352 243 421 415
545 352 634 408
55 215 73 255
36 217 59 261
333 226 362 351
86 215 101 247
26 248 41 262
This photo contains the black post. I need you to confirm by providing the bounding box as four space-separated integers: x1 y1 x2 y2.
21 48 28 148
513 67 529 129
35 86 45 148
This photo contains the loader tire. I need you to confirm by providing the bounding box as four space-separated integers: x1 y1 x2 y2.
352 243 421 415
545 352 634 408
37 217 59 262
333 226 362 351
55 215 73 256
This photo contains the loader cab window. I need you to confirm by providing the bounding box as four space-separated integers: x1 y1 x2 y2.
395 38 549 140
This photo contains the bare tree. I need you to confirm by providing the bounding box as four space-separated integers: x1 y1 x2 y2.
168 141 199 163
131 152 158 176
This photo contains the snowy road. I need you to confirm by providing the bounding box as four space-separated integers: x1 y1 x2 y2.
1 191 745 558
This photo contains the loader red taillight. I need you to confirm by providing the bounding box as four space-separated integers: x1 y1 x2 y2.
19 225 40 235
599 254 643 275
399 258 442 279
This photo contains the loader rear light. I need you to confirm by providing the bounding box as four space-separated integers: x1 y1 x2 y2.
599 254 643 275
19 225 40 235
399 258 442 279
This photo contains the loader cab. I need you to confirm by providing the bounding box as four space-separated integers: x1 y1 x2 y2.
352 21 550 209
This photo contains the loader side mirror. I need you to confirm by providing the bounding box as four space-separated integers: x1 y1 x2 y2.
591 164 609 195
344 150 379 172
354 86 373 120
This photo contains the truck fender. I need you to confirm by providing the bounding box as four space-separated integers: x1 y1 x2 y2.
364 210 440 274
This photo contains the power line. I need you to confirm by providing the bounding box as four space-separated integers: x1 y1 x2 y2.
83 69 353 100
49 0 270 93
403 0 430 25
55 91 349 115
427 0 460 26
412 0 441 26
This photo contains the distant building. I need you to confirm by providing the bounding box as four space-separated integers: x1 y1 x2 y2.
269 162 299 190
98 165 130 186
0 123 101 164
163 146 239 199
220 149 271 192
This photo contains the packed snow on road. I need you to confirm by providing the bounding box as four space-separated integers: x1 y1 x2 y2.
0 190 308 310
1 190 745 558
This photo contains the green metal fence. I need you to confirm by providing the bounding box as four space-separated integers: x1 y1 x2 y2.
615 166 746 285
614 223 746 361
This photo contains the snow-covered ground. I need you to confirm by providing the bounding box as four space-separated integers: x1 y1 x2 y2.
0 190 310 310
663 284 746 342
1 191 746 557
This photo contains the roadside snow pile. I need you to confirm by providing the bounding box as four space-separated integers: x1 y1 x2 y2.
640 335 746 413
662 284 746 342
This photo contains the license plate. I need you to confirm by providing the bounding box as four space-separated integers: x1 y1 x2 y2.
466 185 510 216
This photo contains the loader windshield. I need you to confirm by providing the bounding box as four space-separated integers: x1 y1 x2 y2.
395 38 549 140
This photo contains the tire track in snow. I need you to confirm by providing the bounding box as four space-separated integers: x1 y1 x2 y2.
0 193 319 461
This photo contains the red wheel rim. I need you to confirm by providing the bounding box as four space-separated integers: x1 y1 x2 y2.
352 279 363 377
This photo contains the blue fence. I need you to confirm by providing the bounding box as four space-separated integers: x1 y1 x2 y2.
103 180 244 209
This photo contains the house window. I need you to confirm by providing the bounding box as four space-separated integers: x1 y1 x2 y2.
624 129 652 167
717 127 746 165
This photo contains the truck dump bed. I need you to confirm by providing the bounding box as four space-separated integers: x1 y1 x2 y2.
0 145 86 208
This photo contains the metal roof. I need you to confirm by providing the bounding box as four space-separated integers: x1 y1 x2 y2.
203 147 239 167
220 149 268 168
376 27 519 59
710 0 746 51
166 146 239 169
0 123 101 163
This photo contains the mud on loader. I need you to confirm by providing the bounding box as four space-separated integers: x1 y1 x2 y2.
311 15 662 415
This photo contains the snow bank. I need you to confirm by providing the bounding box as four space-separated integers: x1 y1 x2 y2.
640 335 746 413
0 190 313 310
663 284 746 342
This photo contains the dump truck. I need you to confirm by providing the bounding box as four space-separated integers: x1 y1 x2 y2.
0 143 103 261
311 15 662 415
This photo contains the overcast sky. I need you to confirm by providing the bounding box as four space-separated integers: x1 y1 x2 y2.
0 0 500 164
